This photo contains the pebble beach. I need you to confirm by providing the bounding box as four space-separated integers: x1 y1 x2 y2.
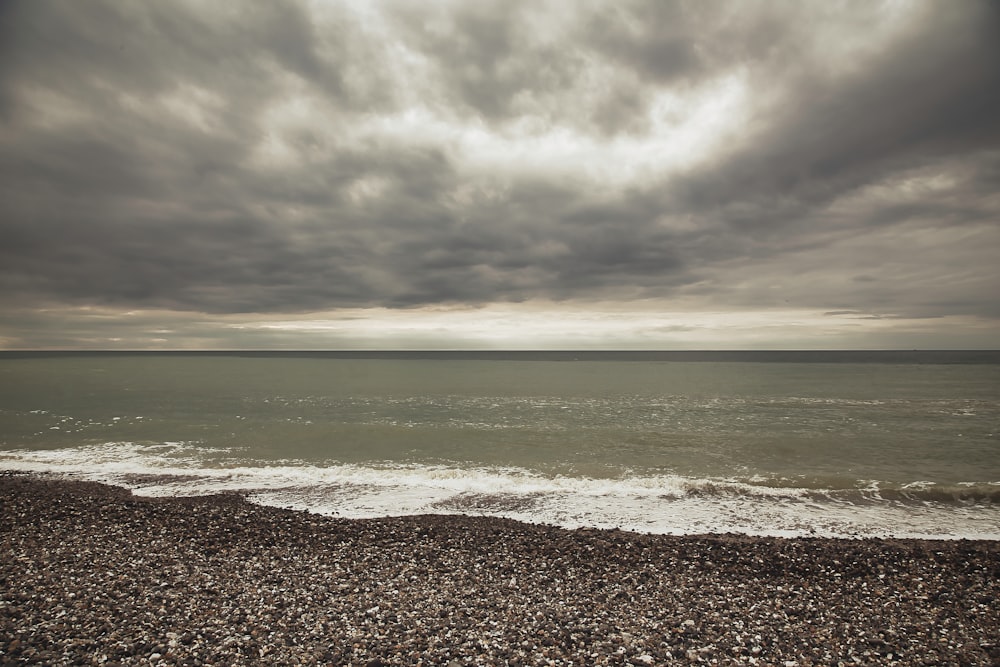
2 473 998 666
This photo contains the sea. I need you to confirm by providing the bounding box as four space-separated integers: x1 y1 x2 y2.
1 351 998 539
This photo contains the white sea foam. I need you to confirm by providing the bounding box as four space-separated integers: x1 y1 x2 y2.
2 442 998 540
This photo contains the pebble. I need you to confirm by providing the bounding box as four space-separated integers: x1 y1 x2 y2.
2 472 999 665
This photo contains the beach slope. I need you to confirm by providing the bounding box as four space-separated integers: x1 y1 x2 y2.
2 473 997 665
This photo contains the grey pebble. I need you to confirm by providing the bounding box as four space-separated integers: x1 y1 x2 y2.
2 472 998 666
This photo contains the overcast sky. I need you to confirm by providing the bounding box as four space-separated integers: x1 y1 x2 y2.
1 0 998 349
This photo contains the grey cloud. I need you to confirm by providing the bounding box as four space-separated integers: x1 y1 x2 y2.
385 1 707 136
389 1 529 119
583 1 735 83
0 0 998 338
671 1 1000 216
640 3 1000 318
383 1 619 136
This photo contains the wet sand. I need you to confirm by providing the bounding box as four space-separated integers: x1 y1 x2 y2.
2 472 998 665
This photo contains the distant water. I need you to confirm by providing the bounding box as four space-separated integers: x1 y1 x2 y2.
1 351 998 539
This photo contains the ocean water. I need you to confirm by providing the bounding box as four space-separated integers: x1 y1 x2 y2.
1 351 998 539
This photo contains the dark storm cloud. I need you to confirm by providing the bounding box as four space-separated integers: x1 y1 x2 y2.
0 0 998 331
670 2 1000 211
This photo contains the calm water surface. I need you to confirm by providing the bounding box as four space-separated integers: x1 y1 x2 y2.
2 352 998 538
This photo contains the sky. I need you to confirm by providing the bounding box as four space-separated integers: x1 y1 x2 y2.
1 0 998 350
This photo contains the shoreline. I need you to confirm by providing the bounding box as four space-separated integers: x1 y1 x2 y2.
2 472 998 665
5 464 998 541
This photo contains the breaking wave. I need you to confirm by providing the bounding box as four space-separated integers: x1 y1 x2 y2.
2 441 998 540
